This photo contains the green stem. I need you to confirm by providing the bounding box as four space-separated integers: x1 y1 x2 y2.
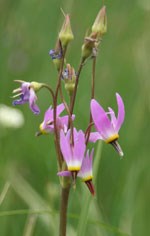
85 56 96 145
53 43 67 168
41 83 62 168
59 186 70 236
69 58 85 121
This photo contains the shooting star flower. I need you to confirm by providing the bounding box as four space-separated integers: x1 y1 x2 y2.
78 149 95 195
91 93 125 156
37 104 75 135
12 80 42 115
59 128 86 181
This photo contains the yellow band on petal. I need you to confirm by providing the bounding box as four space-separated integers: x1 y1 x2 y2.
39 123 48 134
68 166 80 171
105 134 119 144
82 176 93 182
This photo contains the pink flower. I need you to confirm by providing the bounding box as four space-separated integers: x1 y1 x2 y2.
58 148 95 195
78 149 95 195
39 104 75 134
60 128 86 173
91 93 125 156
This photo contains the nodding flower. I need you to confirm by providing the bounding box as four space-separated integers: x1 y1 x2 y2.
78 149 95 195
91 93 125 157
58 148 95 195
12 80 43 115
37 104 75 135
59 128 86 181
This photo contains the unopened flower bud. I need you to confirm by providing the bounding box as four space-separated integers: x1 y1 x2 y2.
81 35 97 60
92 6 107 36
59 14 74 48
49 49 63 71
63 64 76 96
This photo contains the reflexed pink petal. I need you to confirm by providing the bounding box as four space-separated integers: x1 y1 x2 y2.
89 132 102 143
44 106 53 123
78 150 91 178
41 104 68 133
108 107 117 129
56 103 65 116
73 128 78 142
82 149 93 175
57 171 71 176
66 129 71 142
91 99 114 139
115 93 125 132
59 114 75 128
73 130 85 163
60 130 72 163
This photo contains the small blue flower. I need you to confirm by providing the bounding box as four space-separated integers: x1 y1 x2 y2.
49 49 62 60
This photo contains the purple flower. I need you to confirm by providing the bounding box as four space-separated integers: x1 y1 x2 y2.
78 149 93 181
12 80 40 115
91 93 125 156
38 104 75 134
58 149 95 195
88 132 102 143
78 149 95 195
60 128 86 174
49 49 62 60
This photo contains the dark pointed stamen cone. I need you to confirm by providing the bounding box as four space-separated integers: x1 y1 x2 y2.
85 180 95 196
35 131 42 137
111 140 124 157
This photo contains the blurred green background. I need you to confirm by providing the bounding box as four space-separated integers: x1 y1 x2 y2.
0 0 150 235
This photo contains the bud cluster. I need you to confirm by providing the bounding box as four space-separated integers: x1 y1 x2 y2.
82 6 107 60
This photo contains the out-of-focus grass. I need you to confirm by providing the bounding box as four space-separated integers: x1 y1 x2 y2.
0 0 150 235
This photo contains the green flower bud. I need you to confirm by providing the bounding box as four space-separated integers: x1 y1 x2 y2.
59 14 74 48
92 6 107 36
63 64 76 96
81 35 96 60
53 58 63 71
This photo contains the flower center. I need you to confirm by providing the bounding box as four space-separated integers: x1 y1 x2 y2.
39 123 48 134
82 176 93 182
105 134 119 144
68 166 80 171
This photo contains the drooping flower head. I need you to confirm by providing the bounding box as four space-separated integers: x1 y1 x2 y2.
60 128 86 179
58 148 95 195
78 149 95 195
91 93 125 156
12 80 42 115
38 104 75 135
